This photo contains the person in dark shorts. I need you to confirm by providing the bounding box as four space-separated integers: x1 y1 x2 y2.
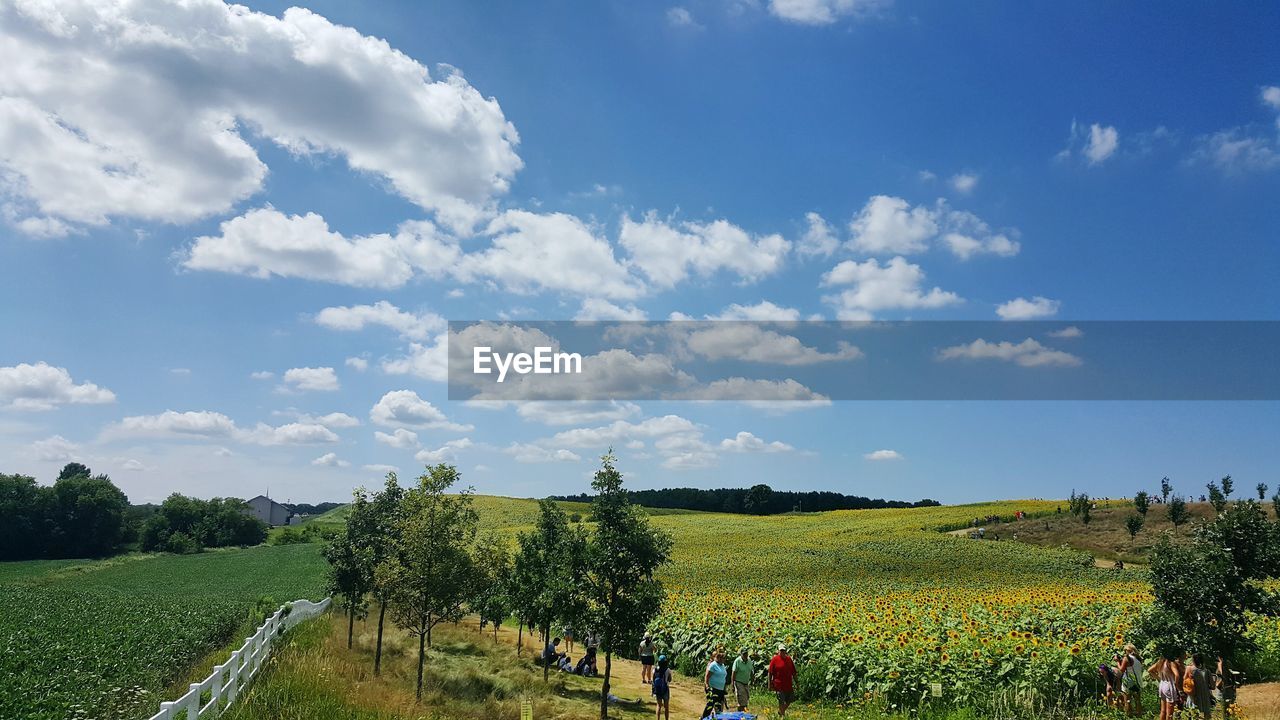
652 654 672 720
639 631 656 685
702 649 728 718
768 644 797 717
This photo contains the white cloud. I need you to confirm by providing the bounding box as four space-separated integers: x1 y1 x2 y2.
848 195 938 255
415 437 473 464
938 338 1082 367
315 301 444 341
1084 124 1120 165
182 209 458 288
684 324 862 365
677 378 831 406
550 415 699 448
949 173 979 194
719 431 793 453
280 367 339 392
864 449 902 461
381 335 450 383
363 463 398 475
666 7 702 28
0 1 520 234
508 401 642 426
102 410 340 445
1047 326 1084 339
251 371 274 380
120 459 146 472
293 412 360 428
704 301 803 322
370 390 471 431
1193 130 1280 174
504 443 581 464
458 210 640 299
32 434 78 462
311 452 350 468
996 296 1061 320
0 362 116 411
375 428 420 449
345 357 369 372
768 0 886 25
820 257 961 319
797 212 839 257
619 212 790 288
575 298 648 321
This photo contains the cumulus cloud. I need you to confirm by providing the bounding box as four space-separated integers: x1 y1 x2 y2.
32 434 79 462
315 301 444 341
768 0 887 25
0 361 116 411
1047 326 1084 339
666 7 702 28
619 212 790 288
550 415 699 448
575 298 648 321
504 443 581 463
996 296 1061 320
719 431 793 453
381 335 450 383
311 452 350 467
1085 124 1120 165
280 367 339 392
684 324 862 365
949 173 979 194
375 428 420 449
864 449 902 461
820 257 961 319
370 390 471 431
415 438 473 464
847 196 1017 259
938 338 1082 367
0 0 520 234
797 212 839 257
506 401 641 426
345 357 369 372
703 301 804 322
102 410 340 445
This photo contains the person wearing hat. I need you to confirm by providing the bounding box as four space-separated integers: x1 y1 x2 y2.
767 644 798 717
652 654 672 720
731 647 753 711
639 631 657 685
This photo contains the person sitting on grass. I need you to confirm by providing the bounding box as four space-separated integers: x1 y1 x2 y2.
542 637 562 667
557 653 574 672
574 647 598 677
652 654 673 720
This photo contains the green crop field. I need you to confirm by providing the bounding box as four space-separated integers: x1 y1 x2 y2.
0 544 327 720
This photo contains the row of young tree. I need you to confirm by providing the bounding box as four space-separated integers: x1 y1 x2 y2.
1066 475 1278 540
553 484 940 515
323 452 671 720
0 463 130 560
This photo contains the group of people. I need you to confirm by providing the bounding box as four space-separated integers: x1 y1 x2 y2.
541 631 599 677
1098 643 1235 720
637 631 799 720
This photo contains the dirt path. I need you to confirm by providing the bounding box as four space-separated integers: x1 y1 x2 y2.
488 621 726 719
1240 681 1280 720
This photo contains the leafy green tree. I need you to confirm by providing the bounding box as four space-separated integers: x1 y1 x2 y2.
1160 476 1172 504
1134 490 1150 517
471 531 513 641
1125 513 1145 541
364 473 405 675
139 494 265 552
1069 491 1091 525
1136 501 1279 695
1207 481 1227 515
520 499 591 682
743 483 774 515
1221 474 1234 498
0 474 52 560
1257 482 1269 501
52 472 129 557
324 488 376 649
382 464 479 699
1273 493 1280 521
1167 495 1190 534
583 452 673 720
56 462 90 481
510 529 546 655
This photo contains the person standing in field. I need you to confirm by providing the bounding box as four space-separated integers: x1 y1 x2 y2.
563 623 574 653
702 649 729 718
1182 653 1212 719
639 631 657 685
1116 643 1144 716
731 648 753 711
1147 650 1184 720
767 644 798 718
652 654 673 720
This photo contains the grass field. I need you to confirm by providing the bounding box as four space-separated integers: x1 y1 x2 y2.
0 544 327 720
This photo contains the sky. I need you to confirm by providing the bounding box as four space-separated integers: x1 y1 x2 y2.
1 0 1278 505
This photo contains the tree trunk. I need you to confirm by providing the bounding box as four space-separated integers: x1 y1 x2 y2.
374 603 387 676
599 650 612 720
517 619 524 654
347 605 355 649
416 630 426 700
427 614 433 648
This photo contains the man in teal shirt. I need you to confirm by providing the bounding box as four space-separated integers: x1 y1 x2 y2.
731 648 753 711
702 649 729 718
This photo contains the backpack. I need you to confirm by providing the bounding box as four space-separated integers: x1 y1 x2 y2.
652 669 669 694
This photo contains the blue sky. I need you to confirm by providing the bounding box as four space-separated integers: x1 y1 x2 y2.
1 0 1278 504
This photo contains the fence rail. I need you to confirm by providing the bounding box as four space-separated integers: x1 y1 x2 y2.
146 597 331 720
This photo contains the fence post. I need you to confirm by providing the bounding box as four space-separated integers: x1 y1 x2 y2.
185 683 200 719
225 649 240 703
209 663 224 715
158 701 175 719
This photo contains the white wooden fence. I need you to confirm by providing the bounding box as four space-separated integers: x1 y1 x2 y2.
146 597 332 720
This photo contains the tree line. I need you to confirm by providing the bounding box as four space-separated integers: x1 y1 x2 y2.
323 452 671 720
0 462 268 560
552 483 939 515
